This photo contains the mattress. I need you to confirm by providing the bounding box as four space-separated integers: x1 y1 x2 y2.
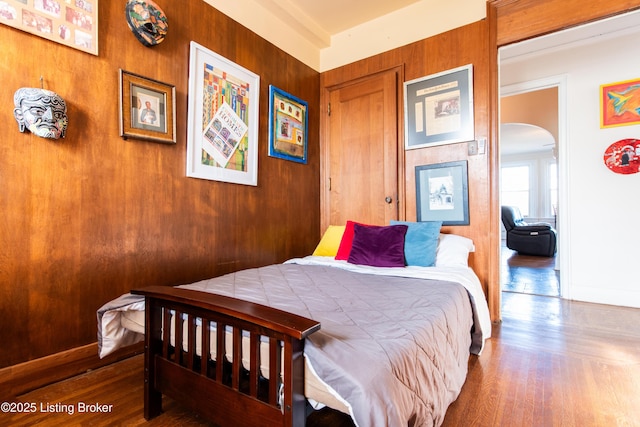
98 255 492 425
119 308 350 413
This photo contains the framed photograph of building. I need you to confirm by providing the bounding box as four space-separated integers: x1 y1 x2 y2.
119 69 176 144
404 65 474 149
415 160 469 225
267 85 308 164
186 41 260 186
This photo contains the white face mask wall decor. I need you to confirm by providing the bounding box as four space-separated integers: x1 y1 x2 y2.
13 88 68 140
125 0 168 47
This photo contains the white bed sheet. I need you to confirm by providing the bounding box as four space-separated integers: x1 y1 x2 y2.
98 256 492 420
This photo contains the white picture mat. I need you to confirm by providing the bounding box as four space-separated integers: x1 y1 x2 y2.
186 41 260 186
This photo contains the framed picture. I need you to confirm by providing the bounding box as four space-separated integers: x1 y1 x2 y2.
268 85 308 164
415 160 469 225
600 78 640 128
119 70 176 144
186 41 260 186
0 0 98 55
404 64 474 149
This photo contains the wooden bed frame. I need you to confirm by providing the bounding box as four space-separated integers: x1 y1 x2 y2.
132 286 321 427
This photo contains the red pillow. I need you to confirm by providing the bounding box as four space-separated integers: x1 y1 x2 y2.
335 220 358 260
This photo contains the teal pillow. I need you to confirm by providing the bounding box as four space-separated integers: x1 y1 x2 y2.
390 220 442 267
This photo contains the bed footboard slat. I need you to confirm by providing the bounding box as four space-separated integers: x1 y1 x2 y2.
216 322 224 382
174 309 184 365
249 332 259 398
161 307 171 359
186 314 195 370
200 318 210 376
133 285 320 426
232 327 242 390
268 337 280 406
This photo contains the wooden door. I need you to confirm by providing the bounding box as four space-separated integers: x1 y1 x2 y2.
323 70 400 230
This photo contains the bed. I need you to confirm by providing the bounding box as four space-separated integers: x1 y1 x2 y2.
98 226 491 426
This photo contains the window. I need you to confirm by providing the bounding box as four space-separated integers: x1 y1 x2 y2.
549 162 558 216
501 165 530 216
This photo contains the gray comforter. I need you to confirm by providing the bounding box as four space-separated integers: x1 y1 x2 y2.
177 262 476 426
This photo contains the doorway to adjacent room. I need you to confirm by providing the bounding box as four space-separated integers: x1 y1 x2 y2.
499 76 565 298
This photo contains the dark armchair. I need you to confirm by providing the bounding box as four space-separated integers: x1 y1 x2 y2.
501 205 557 257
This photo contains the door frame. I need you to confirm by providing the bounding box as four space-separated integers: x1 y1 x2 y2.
487 0 638 316
499 74 571 299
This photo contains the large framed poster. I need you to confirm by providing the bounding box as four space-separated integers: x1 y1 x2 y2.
0 0 98 55
404 65 474 149
186 41 260 186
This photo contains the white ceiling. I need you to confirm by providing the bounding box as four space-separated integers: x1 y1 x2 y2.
204 0 486 70
500 123 556 156
247 1 640 56
254 0 421 36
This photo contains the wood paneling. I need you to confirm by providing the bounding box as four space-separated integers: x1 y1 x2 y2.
4 0 637 374
0 343 143 400
321 0 640 323
321 21 494 304
492 0 640 47
0 1 320 368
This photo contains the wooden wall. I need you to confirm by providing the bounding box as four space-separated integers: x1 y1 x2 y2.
321 0 640 322
0 1 320 368
492 0 640 46
321 20 495 303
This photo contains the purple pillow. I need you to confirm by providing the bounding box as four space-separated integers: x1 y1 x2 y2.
348 224 408 267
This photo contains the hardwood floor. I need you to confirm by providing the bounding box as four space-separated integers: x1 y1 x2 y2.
3 355 217 427
443 293 640 427
4 297 640 426
501 244 560 297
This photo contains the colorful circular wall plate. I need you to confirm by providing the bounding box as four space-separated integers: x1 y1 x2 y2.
125 0 168 47
603 138 640 174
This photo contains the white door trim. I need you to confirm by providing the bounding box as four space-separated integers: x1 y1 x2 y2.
499 74 572 299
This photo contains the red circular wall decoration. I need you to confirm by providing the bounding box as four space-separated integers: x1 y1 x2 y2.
603 138 640 175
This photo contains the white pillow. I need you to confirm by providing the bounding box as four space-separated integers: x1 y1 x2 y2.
435 233 475 267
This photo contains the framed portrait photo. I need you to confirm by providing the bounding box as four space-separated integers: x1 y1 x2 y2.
404 64 474 149
416 160 469 226
268 85 308 164
186 41 260 186
119 69 176 144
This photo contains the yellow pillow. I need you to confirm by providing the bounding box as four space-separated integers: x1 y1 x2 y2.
312 225 346 256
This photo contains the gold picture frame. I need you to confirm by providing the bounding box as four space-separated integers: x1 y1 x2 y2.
119 69 176 144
